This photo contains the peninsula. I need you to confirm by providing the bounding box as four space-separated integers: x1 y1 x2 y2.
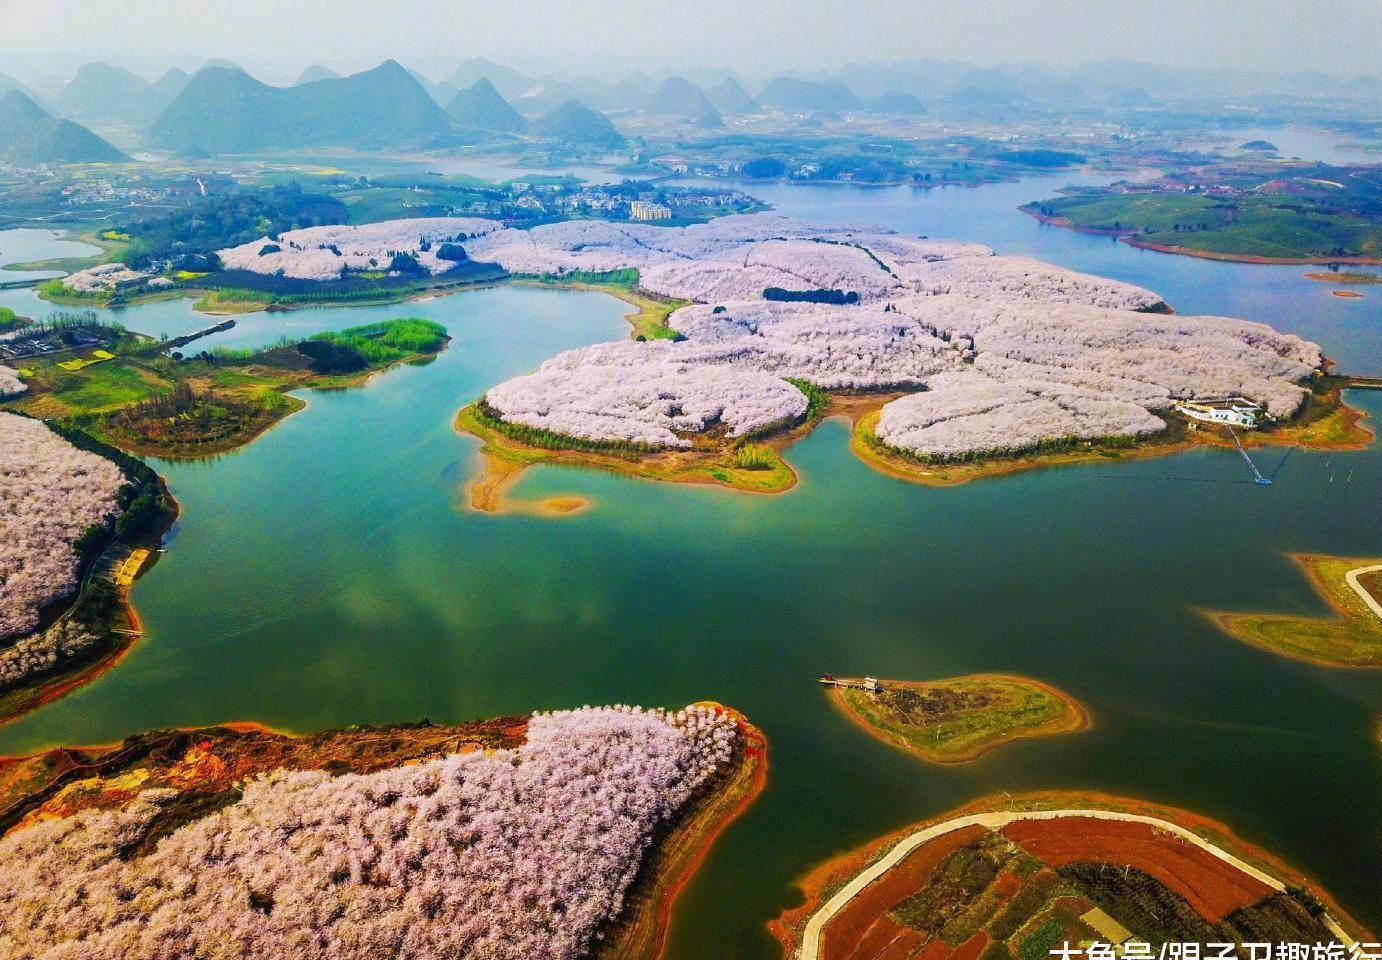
0 702 765 960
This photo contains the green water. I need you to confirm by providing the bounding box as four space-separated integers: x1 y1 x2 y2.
1 206 1380 951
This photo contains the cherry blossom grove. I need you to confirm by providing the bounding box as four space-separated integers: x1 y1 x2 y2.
0 412 125 644
217 217 502 280
212 214 1322 458
0 704 739 960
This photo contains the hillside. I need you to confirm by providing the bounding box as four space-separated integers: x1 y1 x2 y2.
644 76 722 126
446 77 528 133
57 61 150 124
534 99 625 148
708 76 760 114
150 60 455 152
0 90 128 164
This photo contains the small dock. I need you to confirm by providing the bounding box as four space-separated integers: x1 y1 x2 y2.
818 674 883 693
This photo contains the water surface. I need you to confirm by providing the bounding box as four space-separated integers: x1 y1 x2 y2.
1 183 1379 953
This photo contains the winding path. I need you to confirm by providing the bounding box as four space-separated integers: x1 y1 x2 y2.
1344 564 1382 621
797 808 1357 960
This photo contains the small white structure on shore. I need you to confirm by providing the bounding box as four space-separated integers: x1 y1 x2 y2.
1175 397 1262 429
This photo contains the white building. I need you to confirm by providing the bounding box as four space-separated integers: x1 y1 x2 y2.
1175 398 1261 429
630 200 672 221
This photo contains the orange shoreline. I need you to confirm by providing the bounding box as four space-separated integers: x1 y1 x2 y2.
770 790 1375 956
825 673 1091 764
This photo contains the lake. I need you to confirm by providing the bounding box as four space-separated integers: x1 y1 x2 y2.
0 168 1379 954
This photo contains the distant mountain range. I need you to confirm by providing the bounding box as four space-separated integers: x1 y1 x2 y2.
150 60 457 152
0 90 127 164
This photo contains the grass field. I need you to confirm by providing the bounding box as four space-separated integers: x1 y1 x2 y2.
1025 192 1382 263
1208 554 1382 668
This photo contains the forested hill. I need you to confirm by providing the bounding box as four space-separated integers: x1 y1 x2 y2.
0 90 128 165
150 60 455 153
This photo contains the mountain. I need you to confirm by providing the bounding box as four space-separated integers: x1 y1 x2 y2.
445 58 534 101
446 78 527 133
405 68 457 106
0 71 43 103
533 99 624 148
0 90 127 164
150 68 190 101
643 77 721 126
708 77 759 114
867 90 927 117
295 65 341 85
150 60 455 153
57 61 151 123
757 76 860 114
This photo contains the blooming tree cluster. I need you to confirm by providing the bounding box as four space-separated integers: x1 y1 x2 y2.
217 218 502 281
0 620 101 690
0 412 124 643
486 340 809 447
0 704 738 960
875 369 1167 458
216 213 1320 457
903 255 1165 310
62 262 150 293
0 366 24 398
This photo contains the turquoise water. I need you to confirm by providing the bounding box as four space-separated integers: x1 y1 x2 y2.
0 177 1379 952
0 228 100 282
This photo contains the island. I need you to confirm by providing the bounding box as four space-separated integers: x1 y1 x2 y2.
823 674 1089 763
0 702 766 960
771 793 1372 960
395 212 1353 504
1208 554 1382 668
64 211 1350 504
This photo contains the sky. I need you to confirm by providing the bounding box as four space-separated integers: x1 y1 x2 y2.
2 0 1379 84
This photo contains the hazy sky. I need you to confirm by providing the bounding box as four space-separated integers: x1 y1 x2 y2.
3 0 1379 83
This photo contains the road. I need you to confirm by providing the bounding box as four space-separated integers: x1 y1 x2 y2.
797 808 1358 960
1344 564 1382 621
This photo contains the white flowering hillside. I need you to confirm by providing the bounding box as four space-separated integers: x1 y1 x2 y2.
905 255 1165 310
0 704 739 960
0 413 124 643
486 340 809 447
214 214 1319 459
217 218 502 281
0 366 24 398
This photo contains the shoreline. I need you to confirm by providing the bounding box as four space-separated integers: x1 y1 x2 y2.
0 485 177 728
0 704 768 960
1021 208 1382 265
593 705 768 960
825 673 1091 764
457 379 1371 506
771 790 1374 957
